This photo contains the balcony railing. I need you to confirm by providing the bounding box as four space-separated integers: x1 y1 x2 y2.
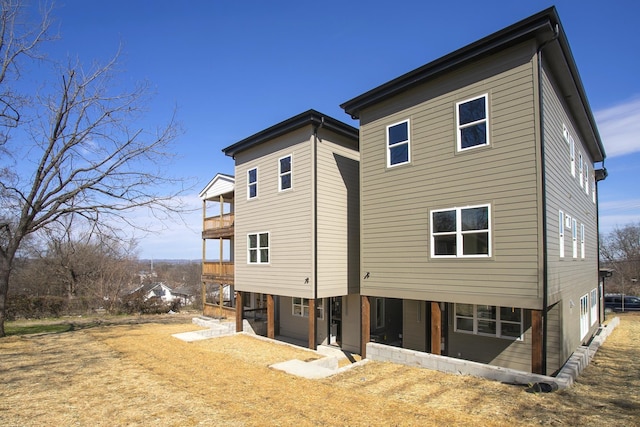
204 213 234 231
202 261 234 284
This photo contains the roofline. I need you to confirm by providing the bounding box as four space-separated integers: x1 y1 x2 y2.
340 6 605 161
222 109 358 158
198 172 235 199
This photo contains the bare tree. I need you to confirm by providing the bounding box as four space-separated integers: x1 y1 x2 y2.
600 222 640 295
0 2 185 335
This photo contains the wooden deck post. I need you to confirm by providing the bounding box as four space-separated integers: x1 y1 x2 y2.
361 296 370 358
308 298 316 350
430 301 442 355
267 294 275 339
532 310 543 374
235 291 243 332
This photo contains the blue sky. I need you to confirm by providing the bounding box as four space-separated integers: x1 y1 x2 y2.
33 0 640 259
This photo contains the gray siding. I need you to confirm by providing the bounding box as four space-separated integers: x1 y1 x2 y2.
316 129 360 298
359 41 543 308
234 127 314 297
279 296 328 344
403 300 427 351
447 306 533 371
541 62 600 364
545 302 562 374
341 294 361 353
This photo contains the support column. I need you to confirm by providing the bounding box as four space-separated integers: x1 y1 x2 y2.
267 294 275 339
430 301 442 355
361 296 370 358
308 298 316 350
235 291 243 332
532 310 544 374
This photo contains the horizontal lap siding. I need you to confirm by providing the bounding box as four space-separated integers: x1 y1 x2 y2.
316 132 360 298
541 64 600 363
234 128 314 298
359 42 542 308
447 307 533 371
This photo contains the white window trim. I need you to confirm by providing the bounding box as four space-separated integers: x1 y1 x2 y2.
454 304 523 341
278 154 293 192
572 218 578 259
431 204 491 258
247 232 269 265
578 152 584 188
569 136 575 177
456 94 490 152
580 294 589 340
584 162 589 194
590 289 598 326
386 119 410 167
292 298 324 320
247 167 258 200
559 210 565 258
580 223 585 259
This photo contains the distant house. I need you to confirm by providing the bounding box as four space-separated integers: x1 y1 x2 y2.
130 282 193 306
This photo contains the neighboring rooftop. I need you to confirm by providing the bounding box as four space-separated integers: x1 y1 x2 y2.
222 109 358 158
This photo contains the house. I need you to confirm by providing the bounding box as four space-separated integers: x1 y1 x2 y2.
130 282 192 306
199 173 236 318
222 110 361 352
340 6 606 374
211 7 607 377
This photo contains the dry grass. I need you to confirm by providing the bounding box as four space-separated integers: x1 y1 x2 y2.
1 312 639 426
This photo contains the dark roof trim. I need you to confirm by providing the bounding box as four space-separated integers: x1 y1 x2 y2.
340 6 605 161
222 109 358 158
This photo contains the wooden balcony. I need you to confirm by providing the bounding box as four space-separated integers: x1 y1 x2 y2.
202 213 234 239
202 261 234 284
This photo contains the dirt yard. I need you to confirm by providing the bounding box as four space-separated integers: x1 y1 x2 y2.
0 312 638 426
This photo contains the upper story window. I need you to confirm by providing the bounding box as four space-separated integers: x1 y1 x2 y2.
455 304 523 340
580 223 585 259
559 210 565 258
247 168 258 199
248 232 269 264
569 136 576 177
386 120 410 167
279 155 292 191
578 152 584 188
431 204 491 258
457 94 489 151
584 162 589 194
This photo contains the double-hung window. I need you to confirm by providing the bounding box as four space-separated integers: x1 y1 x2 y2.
247 232 269 264
578 152 584 187
247 168 258 199
455 304 523 340
279 155 292 191
457 94 489 151
580 223 585 259
386 120 410 167
569 136 575 177
431 204 490 257
572 218 578 258
584 162 589 194
559 210 565 258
